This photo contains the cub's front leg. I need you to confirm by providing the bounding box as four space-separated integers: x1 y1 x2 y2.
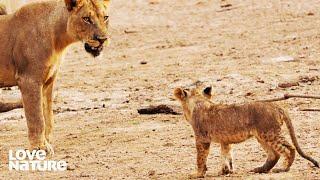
18 77 54 156
189 140 211 179
218 143 233 175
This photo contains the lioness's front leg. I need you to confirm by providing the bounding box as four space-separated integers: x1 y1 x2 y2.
18 77 53 155
43 75 56 143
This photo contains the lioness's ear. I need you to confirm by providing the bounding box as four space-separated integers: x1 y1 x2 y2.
65 0 77 11
174 88 187 101
203 86 212 99
103 0 110 6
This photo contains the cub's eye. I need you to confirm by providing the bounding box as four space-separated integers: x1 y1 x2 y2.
104 16 109 22
82 17 92 24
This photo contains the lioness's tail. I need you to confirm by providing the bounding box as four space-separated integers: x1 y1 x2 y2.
0 3 7 15
281 109 319 167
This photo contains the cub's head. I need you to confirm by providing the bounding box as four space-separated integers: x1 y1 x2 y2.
174 86 212 102
65 0 110 57
174 86 212 121
0 4 7 15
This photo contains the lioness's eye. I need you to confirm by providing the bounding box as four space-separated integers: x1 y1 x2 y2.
82 17 92 24
104 16 109 22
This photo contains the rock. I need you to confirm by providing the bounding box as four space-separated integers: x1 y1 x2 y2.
245 92 254 97
278 82 299 88
148 170 156 176
272 56 295 62
140 61 148 65
299 75 319 83
307 12 315 16
163 143 174 147
124 29 138 34
263 56 296 63
221 3 232 8
257 79 265 83
149 0 159 5
67 164 76 171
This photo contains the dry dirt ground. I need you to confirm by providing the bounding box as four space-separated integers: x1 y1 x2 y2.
1 0 320 179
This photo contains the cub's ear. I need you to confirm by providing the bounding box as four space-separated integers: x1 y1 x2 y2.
103 0 110 5
65 0 77 11
174 88 187 101
203 86 212 99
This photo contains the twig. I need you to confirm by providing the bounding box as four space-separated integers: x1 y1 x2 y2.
124 29 138 34
216 6 238 12
138 105 181 115
299 108 320 112
0 101 23 113
259 94 320 102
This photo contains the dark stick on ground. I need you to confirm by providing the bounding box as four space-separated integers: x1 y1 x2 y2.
0 101 23 113
299 108 320 112
138 105 181 115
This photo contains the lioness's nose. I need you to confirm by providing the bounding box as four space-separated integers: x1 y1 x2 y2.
93 34 108 43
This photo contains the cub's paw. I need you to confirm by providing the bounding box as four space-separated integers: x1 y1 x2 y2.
272 168 289 173
218 165 233 175
188 173 205 179
250 167 269 174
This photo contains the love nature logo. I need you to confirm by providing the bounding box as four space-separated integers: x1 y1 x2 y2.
8 149 67 171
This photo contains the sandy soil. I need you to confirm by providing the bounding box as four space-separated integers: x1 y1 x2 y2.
1 0 320 179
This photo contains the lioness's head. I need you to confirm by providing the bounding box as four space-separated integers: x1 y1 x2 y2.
174 86 212 121
65 0 110 57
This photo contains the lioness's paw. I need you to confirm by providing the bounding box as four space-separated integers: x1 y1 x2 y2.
30 140 54 158
44 140 54 157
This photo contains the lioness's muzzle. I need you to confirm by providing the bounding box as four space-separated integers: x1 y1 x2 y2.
93 34 108 44
84 42 104 57
84 34 108 57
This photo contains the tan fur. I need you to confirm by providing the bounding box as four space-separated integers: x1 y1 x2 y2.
0 3 7 15
0 0 110 155
174 87 319 178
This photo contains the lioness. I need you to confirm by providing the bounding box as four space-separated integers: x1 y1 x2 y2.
174 86 319 178
0 0 110 155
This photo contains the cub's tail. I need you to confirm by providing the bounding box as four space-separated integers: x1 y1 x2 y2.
0 3 7 15
281 109 319 168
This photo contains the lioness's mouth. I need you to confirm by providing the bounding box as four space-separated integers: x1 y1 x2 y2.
84 43 104 57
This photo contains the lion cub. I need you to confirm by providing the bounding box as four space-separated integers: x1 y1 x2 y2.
174 86 319 178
